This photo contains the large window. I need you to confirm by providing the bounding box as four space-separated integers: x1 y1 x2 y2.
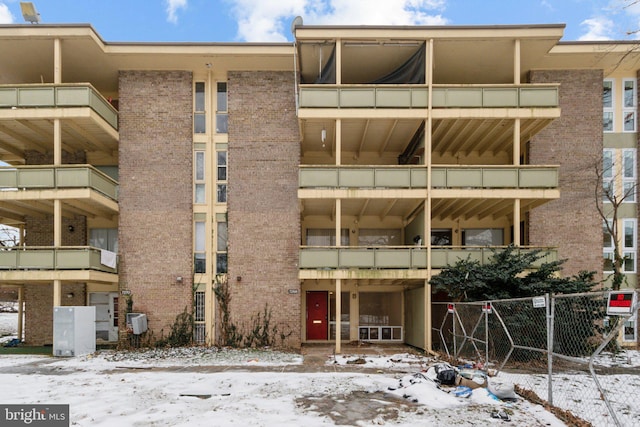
216 82 228 133
431 229 452 246
329 292 350 341
216 221 227 274
462 228 503 246
623 79 637 132
306 229 349 246
603 149 614 202
358 229 401 246
603 79 614 132
603 219 636 273
89 228 118 252
217 151 227 203
194 221 206 273
194 151 205 204
194 82 206 134
623 149 636 203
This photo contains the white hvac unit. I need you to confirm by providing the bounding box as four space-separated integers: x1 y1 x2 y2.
126 313 148 335
53 306 96 357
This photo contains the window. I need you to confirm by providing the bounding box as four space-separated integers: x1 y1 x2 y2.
603 79 614 132
217 151 227 203
216 222 228 274
194 82 206 134
357 229 401 246
603 149 614 202
306 229 349 246
194 291 206 343
431 229 452 246
623 149 636 203
623 219 636 273
603 219 637 273
462 228 503 246
624 314 637 342
194 221 206 273
623 79 636 132
89 228 118 252
216 82 228 133
194 151 205 204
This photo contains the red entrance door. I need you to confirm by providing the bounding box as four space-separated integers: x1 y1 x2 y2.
306 291 328 340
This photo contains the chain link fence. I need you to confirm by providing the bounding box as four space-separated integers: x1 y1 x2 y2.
433 290 639 427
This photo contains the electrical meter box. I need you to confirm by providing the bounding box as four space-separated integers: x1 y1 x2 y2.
126 313 148 335
53 306 96 357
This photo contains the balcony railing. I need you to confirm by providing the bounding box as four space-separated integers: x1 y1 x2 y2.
299 165 558 189
0 165 118 201
299 246 557 269
0 84 118 129
0 246 118 274
298 84 559 109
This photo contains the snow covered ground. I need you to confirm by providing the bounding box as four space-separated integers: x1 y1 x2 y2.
0 312 637 426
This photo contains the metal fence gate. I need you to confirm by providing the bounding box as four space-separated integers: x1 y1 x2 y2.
433 290 639 427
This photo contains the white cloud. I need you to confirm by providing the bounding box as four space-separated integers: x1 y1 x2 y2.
0 3 15 24
231 0 448 42
578 17 615 40
166 0 187 24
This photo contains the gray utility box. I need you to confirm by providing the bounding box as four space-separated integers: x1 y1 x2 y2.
53 306 96 357
126 313 148 335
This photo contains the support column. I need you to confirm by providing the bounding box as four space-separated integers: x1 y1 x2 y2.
513 118 521 165
424 38 434 351
17 286 24 341
335 39 342 85
335 278 341 354
335 119 341 166
514 39 521 85
335 199 341 246
514 199 521 246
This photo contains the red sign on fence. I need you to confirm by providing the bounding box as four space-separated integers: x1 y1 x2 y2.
606 291 637 316
447 303 454 314
482 302 492 314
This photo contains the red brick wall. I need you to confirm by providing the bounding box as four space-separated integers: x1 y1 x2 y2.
23 283 86 345
227 71 301 348
24 150 86 165
529 69 603 279
117 71 194 342
24 215 86 246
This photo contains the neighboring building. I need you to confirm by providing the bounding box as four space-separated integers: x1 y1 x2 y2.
0 22 637 351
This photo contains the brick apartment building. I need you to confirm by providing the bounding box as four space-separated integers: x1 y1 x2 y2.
0 22 637 352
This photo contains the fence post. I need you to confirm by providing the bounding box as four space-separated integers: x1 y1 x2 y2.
452 305 457 357
485 301 489 366
546 293 553 406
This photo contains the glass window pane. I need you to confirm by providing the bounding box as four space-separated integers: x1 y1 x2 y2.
194 292 205 321
217 184 227 203
624 221 635 248
194 113 206 133
216 253 227 274
624 150 635 178
603 252 614 271
603 112 613 131
603 222 613 248
462 228 504 246
603 81 613 108
431 229 452 246
195 222 205 251
358 229 402 246
216 114 228 133
217 222 228 251
624 252 635 272
624 111 636 132
217 82 227 111
624 181 635 202
358 292 401 326
603 150 613 178
195 184 205 203
194 253 206 273
195 82 205 111
195 152 205 180
217 152 227 181
306 229 348 246
624 80 635 108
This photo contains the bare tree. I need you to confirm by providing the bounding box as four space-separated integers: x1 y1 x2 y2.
0 225 18 248
595 151 637 290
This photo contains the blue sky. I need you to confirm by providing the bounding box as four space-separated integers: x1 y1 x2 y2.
0 0 639 42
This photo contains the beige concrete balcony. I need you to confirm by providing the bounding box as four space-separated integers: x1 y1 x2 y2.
298 84 558 109
299 246 557 270
0 246 117 274
299 165 558 189
0 84 118 129
0 165 118 200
